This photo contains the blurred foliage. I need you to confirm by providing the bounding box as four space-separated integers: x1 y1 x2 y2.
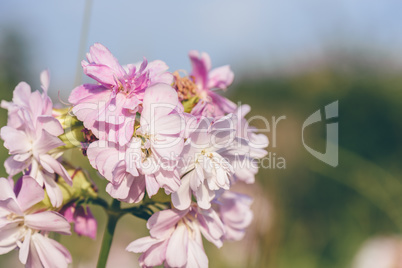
0 30 31 179
0 32 402 267
209 59 402 268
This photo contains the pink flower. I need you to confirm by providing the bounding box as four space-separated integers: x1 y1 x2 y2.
0 176 72 267
136 83 184 195
126 205 225 268
188 50 237 117
228 104 268 184
172 115 249 210
1 70 53 130
352 236 402 268
61 204 97 240
0 72 72 207
216 191 253 241
87 137 147 203
87 83 184 201
69 43 173 145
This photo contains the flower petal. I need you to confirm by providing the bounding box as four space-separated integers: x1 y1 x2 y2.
166 223 189 267
147 209 186 239
126 236 162 253
19 231 31 264
171 174 192 210
31 233 71 268
25 211 71 235
140 239 168 267
16 176 44 212
0 126 31 155
189 50 210 89
0 177 21 215
187 239 208 268
207 65 234 90
37 116 64 137
74 206 97 240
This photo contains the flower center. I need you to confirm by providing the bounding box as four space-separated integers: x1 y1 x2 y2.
6 213 25 226
173 71 198 101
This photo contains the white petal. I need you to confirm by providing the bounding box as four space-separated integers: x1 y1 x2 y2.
196 181 215 210
19 231 31 264
186 239 208 268
166 223 189 267
171 175 192 210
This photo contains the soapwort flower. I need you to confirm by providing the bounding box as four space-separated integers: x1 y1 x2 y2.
0 176 72 268
1 71 72 207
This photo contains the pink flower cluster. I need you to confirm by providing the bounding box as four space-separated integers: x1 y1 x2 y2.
0 43 267 267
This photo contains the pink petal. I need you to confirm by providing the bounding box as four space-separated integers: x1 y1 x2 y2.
34 130 64 155
5 156 30 177
88 43 126 77
195 181 215 210
146 60 174 85
86 140 101 164
197 208 225 248
0 126 31 154
207 65 234 90
208 91 237 115
0 224 21 253
189 50 211 89
141 83 179 127
84 64 118 88
60 205 75 223
140 239 168 267
171 175 192 210
26 236 41 268
39 154 72 185
25 211 71 235
145 174 160 197
154 112 185 136
48 238 72 263
126 236 162 253
42 172 63 208
147 209 186 239
105 174 134 200
40 70 50 93
187 239 208 268
37 116 64 136
154 169 180 195
74 206 97 240
119 176 146 204
16 176 44 212
166 223 189 267
68 84 108 105
31 233 71 268
29 91 46 122
0 178 21 215
19 231 31 264
12 82 31 107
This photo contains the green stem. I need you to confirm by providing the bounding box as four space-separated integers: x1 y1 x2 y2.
96 199 121 268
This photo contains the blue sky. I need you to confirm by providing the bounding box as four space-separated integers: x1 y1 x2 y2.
1 0 402 96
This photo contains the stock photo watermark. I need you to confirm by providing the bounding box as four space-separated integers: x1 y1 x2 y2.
62 100 339 171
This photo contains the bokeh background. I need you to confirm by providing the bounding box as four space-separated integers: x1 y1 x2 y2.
1 1 402 267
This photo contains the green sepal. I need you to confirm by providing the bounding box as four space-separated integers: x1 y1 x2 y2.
30 168 98 212
182 96 199 113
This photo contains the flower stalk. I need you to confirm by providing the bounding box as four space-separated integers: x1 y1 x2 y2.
97 199 121 268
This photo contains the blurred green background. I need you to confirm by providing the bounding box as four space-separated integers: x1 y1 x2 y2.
1 1 402 267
